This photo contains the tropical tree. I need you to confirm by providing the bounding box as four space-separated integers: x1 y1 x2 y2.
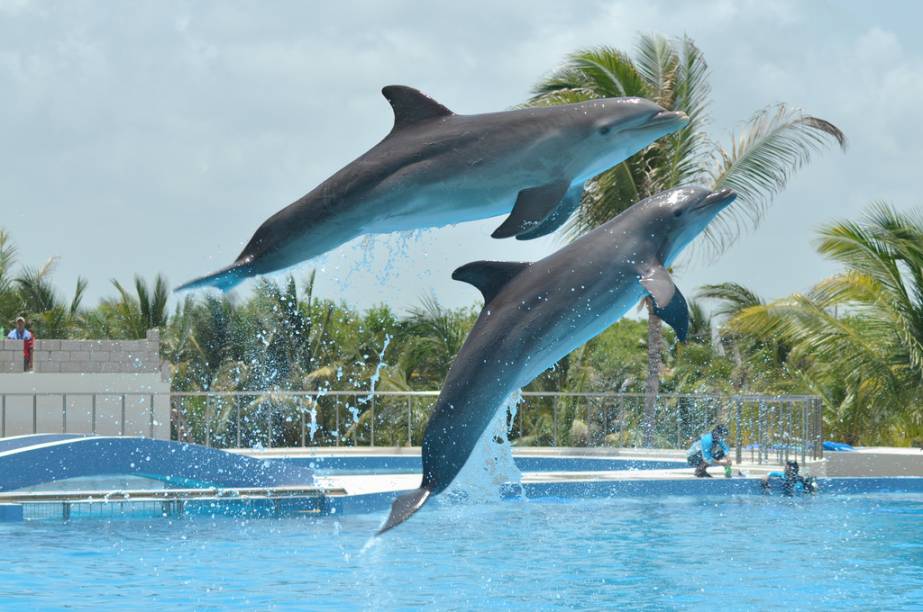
14 257 87 338
528 34 845 445
384 297 475 390
108 274 170 338
729 204 923 444
697 282 768 389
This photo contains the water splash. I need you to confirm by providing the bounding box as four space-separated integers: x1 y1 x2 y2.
307 401 318 442
441 390 524 504
328 230 434 294
363 334 391 404
347 403 359 427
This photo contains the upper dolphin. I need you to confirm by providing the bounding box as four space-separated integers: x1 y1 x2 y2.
378 185 737 534
177 86 689 291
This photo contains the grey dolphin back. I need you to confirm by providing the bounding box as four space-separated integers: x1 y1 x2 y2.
382 85 453 131
378 486 432 535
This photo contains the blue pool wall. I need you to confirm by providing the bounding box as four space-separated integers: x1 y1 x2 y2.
287 455 686 474
323 477 923 516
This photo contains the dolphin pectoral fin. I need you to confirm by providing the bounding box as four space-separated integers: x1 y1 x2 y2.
652 288 689 342
515 183 585 240
491 180 570 239
382 85 453 132
452 260 530 304
641 267 689 342
377 487 432 535
639 266 676 306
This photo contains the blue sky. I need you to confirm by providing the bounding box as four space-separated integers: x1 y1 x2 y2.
2 0 921 313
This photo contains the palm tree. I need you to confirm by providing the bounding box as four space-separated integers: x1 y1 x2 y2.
14 257 87 338
729 204 923 444
388 297 474 389
685 299 712 345
110 274 169 338
528 34 846 445
697 282 769 389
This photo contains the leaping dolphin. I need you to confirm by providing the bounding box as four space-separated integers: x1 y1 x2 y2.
177 86 688 291
378 185 737 533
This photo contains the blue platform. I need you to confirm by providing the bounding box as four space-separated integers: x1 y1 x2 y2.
0 434 314 492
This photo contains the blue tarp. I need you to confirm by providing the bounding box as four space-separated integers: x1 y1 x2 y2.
823 441 856 452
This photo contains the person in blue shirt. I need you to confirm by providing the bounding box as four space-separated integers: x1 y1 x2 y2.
7 316 32 341
762 460 817 496
687 425 732 477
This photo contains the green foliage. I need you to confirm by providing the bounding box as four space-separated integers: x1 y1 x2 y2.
720 204 923 445
528 35 844 447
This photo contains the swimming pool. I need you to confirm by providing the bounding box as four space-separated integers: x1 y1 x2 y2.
2 492 921 609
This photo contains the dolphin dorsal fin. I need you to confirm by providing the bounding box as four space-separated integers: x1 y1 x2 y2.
382 85 453 131
452 260 530 304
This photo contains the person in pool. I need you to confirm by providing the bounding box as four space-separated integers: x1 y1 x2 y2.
762 460 817 496
687 425 732 478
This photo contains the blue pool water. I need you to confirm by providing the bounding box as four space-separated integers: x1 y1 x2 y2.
2 493 921 609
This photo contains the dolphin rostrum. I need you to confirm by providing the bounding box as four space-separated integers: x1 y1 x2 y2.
177 86 688 291
378 185 737 533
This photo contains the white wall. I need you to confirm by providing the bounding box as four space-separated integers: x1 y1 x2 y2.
0 330 171 439
0 373 171 439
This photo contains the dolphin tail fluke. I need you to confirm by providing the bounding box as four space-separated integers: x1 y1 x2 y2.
377 487 431 535
174 261 250 293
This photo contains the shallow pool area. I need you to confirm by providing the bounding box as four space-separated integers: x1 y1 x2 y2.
2 492 921 609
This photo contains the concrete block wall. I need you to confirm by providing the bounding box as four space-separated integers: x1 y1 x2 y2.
1 340 25 373
2 329 163 376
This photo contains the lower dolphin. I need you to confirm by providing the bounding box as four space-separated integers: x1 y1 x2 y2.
378 185 737 533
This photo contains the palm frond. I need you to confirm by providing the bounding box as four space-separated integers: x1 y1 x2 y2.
633 34 677 106
563 162 643 239
696 282 764 319
529 47 650 101
16 257 62 313
0 228 16 292
70 277 88 316
654 35 712 190
706 105 846 254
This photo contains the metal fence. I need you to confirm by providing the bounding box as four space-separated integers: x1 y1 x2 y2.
168 390 824 464
0 390 824 464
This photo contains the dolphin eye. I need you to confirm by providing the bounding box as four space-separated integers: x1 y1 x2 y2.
673 209 683 218
599 126 611 135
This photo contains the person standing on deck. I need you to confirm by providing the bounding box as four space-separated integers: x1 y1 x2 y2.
687 425 732 478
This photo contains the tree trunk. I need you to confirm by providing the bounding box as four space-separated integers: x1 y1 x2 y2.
642 297 662 447
732 340 746 391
